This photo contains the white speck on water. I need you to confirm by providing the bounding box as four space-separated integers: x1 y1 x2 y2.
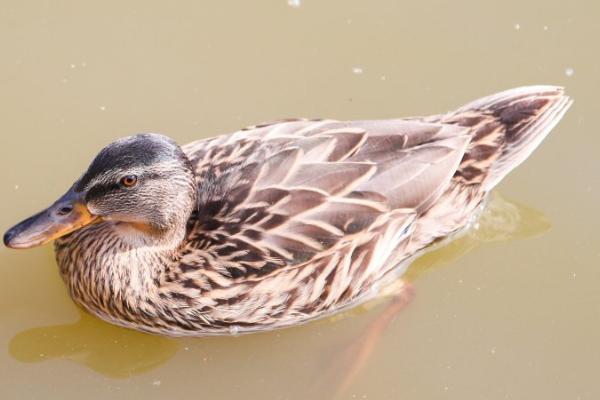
444 386 449 391
70 63 76 69
565 67 575 77
287 0 301 8
99 105 107 111
61 78 68 84
491 348 497 355
184 347 189 351
514 23 520 30
352 66 364 75
458 279 463 284
543 25 549 31
347 18 353 24
152 380 161 386
229 325 240 335
476 286 482 292
39 353 45 357
14 184 19 190
572 272 577 279
380 75 387 81
81 61 87 67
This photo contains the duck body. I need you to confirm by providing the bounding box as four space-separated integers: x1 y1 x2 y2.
7 86 571 336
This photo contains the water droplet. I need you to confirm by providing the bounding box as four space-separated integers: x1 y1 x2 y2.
565 67 575 77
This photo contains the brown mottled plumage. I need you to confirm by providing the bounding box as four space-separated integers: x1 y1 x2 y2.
4 86 571 336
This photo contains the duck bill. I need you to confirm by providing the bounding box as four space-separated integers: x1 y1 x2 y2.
3 189 99 249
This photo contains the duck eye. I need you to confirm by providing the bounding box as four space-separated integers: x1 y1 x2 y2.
120 175 138 187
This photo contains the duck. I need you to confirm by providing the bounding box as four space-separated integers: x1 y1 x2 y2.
3 86 571 337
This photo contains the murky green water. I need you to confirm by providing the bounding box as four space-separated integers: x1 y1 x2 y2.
1 1 599 399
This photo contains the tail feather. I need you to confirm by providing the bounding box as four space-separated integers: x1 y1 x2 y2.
444 86 572 190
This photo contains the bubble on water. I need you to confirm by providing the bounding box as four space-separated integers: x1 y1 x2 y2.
352 66 364 75
514 23 520 30
287 0 301 8
565 67 575 77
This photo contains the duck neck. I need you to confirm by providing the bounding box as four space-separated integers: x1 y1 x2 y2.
56 216 189 313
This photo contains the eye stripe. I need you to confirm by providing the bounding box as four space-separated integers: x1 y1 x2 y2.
85 182 121 201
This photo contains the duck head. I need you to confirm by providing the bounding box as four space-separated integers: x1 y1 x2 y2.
4 133 197 249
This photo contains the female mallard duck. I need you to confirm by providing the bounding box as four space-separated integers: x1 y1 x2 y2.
4 86 571 336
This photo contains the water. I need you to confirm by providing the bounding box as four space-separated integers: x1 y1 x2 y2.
1 1 599 399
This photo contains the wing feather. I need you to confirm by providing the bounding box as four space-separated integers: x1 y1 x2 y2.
181 118 471 282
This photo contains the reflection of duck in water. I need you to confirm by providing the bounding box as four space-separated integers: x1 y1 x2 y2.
9 311 179 378
4 86 570 337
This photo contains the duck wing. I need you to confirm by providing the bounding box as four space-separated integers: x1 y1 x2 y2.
179 119 470 282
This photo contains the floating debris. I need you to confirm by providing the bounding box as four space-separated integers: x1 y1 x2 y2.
565 67 575 77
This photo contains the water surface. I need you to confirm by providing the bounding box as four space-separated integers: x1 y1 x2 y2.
1 1 599 399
